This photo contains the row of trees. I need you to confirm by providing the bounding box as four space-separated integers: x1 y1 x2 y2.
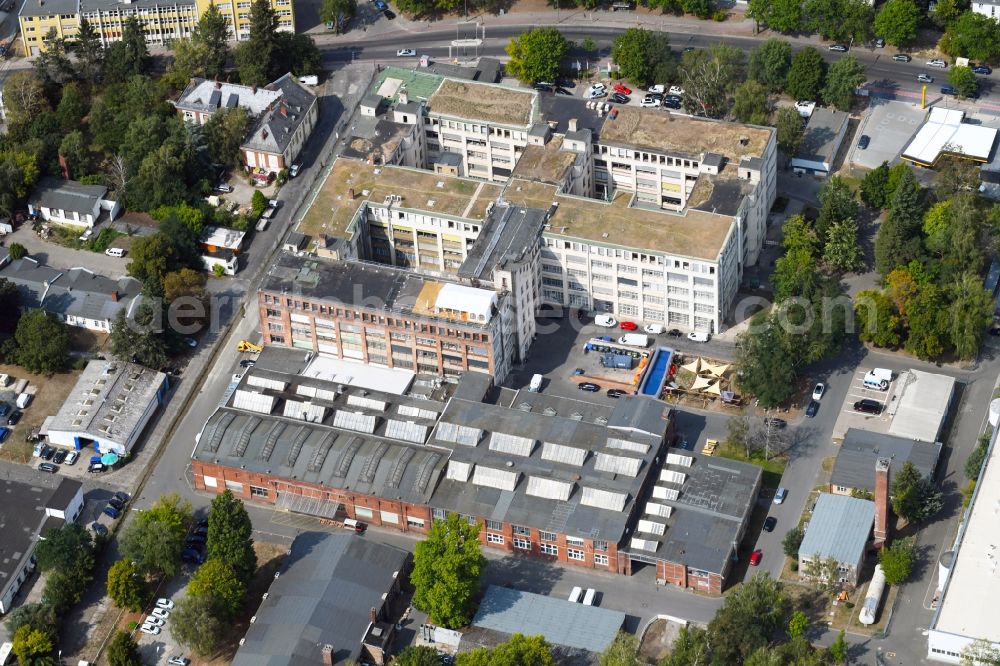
857 162 995 360
748 0 919 46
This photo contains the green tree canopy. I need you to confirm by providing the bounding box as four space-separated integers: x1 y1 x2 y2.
0 278 21 335
4 603 57 639
891 461 943 523
612 28 665 88
412 514 486 629
8 310 71 374
732 80 770 124
109 302 170 370
735 317 796 408
320 0 357 33
787 610 809 639
942 11 1000 62
948 65 979 98
107 631 143 666
749 38 792 91
782 525 805 557
786 47 826 101
822 56 866 110
506 28 570 85
823 217 864 272
874 0 921 45
119 493 192 577
207 489 257 584
774 106 804 155
171 595 228 657
35 523 95 574
879 537 917 584
765 0 802 33
680 44 746 119
12 625 53 666
949 272 994 359
705 574 788 664
598 632 641 666
187 559 247 618
456 634 555 666
107 559 148 612
861 161 891 208
395 646 441 666
854 289 904 348
817 175 859 240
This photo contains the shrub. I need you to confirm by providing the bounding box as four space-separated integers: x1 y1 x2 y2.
712 9 727 20
212 264 226 278
8 243 27 260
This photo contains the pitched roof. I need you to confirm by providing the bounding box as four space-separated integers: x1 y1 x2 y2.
29 178 107 215
831 429 941 492
798 493 875 565
174 78 282 116
241 74 318 155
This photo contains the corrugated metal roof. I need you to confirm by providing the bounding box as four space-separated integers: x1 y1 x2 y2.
798 494 875 565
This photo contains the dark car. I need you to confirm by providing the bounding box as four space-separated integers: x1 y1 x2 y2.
606 389 626 399
114 491 131 504
805 400 820 418
185 534 207 546
667 328 683 337
38 463 58 474
373 0 386 7
0 427 8 443
974 65 992 75
858 135 870 150
941 85 957 96
893 54 912 62
90 522 108 537
763 417 787 429
108 497 126 511
196 517 209 529
53 449 68 464
41 446 56 460
854 398 883 415
191 525 209 537
763 516 777 532
989 327 1000 336
87 463 105 473
610 92 630 104
103 506 121 519
239 359 256 368
7 410 21 426
554 87 573 96
383 9 395 18
578 382 601 392
663 98 682 110
533 83 552 92
0 402 10 418
181 548 206 564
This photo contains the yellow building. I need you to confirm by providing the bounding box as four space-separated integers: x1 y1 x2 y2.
18 0 294 56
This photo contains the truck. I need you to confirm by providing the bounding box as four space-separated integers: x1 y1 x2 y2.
236 340 263 353
602 353 634 370
618 333 649 347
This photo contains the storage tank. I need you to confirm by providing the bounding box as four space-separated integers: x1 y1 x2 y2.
859 564 887 625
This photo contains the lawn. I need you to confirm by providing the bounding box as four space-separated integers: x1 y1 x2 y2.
718 441 787 488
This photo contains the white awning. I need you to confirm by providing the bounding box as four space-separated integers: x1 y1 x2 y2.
435 283 497 320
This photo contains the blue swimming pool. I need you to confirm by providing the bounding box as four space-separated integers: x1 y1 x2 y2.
638 347 673 397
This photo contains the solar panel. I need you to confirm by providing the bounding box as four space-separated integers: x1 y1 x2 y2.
594 453 642 477
630 537 659 552
232 390 276 415
436 421 483 446
314 388 337 402
580 486 627 512
246 375 287 391
637 519 666 536
347 394 388 411
660 470 687 485
666 453 694 467
526 476 573 501
606 437 650 454
489 432 535 457
333 410 378 434
652 486 680 501
472 465 519 492
283 400 327 423
446 460 471 482
645 502 673 518
386 419 428 444
296 385 317 398
398 404 439 420
540 442 587 467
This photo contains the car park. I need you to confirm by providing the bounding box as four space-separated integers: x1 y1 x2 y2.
103 506 121 519
38 463 58 473
53 449 67 464
396 48 415 57
763 517 777 532
152 607 170 619
578 382 601 392
829 44 848 52
893 54 912 62
139 623 160 636
619 321 638 331
610 92 630 104
974 65 992 75
65 451 78 465
805 400 819 418
613 82 632 95
668 85 684 95
750 549 763 566
858 135 870 150
0 427 8 443
918 73 934 83
773 487 788 504
927 59 948 68
595 314 617 327
854 398 883 414
157 598 176 610
640 97 661 108
606 389 626 398
812 383 825 400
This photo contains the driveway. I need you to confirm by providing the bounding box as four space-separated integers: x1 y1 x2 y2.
3 223 131 276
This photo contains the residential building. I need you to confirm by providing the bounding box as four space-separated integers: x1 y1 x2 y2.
798 493 876 586
0 257 143 331
971 0 1000 20
200 225 245 276
0 479 83 613
27 178 120 228
174 74 318 177
791 108 850 177
233 532 410 666
830 429 941 496
18 0 295 56
258 252 515 382
47 360 169 456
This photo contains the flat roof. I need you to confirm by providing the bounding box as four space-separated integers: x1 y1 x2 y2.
504 390 616 425
795 108 850 164
457 204 545 281
297 160 502 240
901 107 997 166
598 108 773 162
886 369 955 442
427 79 536 127
469 585 625 654
831 429 941 492
259 253 504 329
302 356 414 395
798 493 875 564
373 67 445 104
201 226 245 250
510 137 578 185
505 178 735 261
934 427 1000 641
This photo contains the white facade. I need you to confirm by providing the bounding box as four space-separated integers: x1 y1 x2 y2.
203 253 239 276
28 197 119 229
971 0 1000 18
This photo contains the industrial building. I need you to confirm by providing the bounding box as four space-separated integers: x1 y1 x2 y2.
830 429 941 496
233 532 410 666
791 108 850 177
45 360 168 456
798 493 876 586
0 479 83 614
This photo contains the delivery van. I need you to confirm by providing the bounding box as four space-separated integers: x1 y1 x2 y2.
529 374 543 392
863 368 892 390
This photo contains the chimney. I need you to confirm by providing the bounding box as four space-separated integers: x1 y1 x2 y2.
280 106 288 118
348 188 355 200
252 85 257 94
320 645 333 666
874 458 891 545
568 118 578 132
111 290 119 302
399 86 409 104
370 607 377 624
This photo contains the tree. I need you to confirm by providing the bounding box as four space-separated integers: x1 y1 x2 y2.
802 556 841 590
748 38 792 91
207 489 257 584
949 273 993 359
949 65 979 98
0 279 20 334
35 29 75 87
119 494 192 577
891 461 943 524
680 44 746 119
187 559 246 618
55 82 88 133
765 0 802 33
854 290 903 348
829 630 849 664
188 2 232 78
942 11 1000 63
706 574 788 665
163 268 209 325
732 80 770 124
782 525 805 557
107 631 143 666
775 106 804 156
817 175 858 240
875 0 921 45
35 523 94 574
961 638 1000 666
74 18 105 83
396 646 441 666
9 310 71 374
735 318 796 408
12 625 53 666
660 625 709 666
236 0 279 85
171 595 228 657
612 28 661 87
107 559 148 612
822 56 866 111
59 131 90 179
823 217 864 271
861 161 891 209
456 634 555 666
879 537 917 584
505 28 570 86
412 514 486 629
875 167 924 275
747 0 771 32
3 72 47 127
8 242 27 260
934 156 981 200
4 603 58 639
598 632 641 666
128 223 203 297
109 303 169 369
787 610 808 639
786 48 825 101
965 434 990 481
320 0 357 32
121 16 150 76
905 283 950 359
204 106 251 170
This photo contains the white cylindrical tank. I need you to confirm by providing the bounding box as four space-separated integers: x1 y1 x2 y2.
989 399 1000 427
859 564 887 626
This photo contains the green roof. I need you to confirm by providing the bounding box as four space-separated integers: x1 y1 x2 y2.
372 67 444 103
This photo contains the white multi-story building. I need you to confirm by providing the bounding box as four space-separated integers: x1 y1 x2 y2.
971 0 1000 19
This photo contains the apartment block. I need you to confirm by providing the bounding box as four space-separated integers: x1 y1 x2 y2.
258 252 515 383
18 0 293 56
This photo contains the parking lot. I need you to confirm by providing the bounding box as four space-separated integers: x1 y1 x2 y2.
831 368 899 440
851 99 927 169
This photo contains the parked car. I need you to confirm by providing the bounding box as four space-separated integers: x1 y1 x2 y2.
974 65 992 75
619 321 638 331
595 314 618 327
0 403 11 418
144 616 165 628
240 359 256 368
610 92 630 104
65 451 78 466
289 163 301 177
829 44 848 52
667 328 683 337
184 337 198 348
578 382 601 392
668 85 684 95
640 97 661 108
108 497 126 511
182 548 206 564
648 84 665 94
90 522 108 537
212 184 233 193
874 37 885 47
662 98 682 110
114 491 131 504
151 607 170 620
0 427 9 443
191 526 209 537
33 442 44 457
763 417 787 429
763 517 777 532
854 398 883 414
185 534 207 546
139 623 160 636
858 135 870 150
7 410 22 426
168 657 190 666
613 82 632 95
773 487 788 504
396 48 415 57
383 7 395 16
812 383 825 400
196 517 209 529
373 0 387 8
585 84 607 99
893 54 912 62
103 506 121 519
40 446 55 460
687 331 710 342
644 324 665 334
750 549 763 566
805 400 820 418
927 59 948 68
157 598 176 610
53 449 67 464
606 389 626 399
917 73 934 83
38 463 58 474
941 85 957 96
88 462 105 473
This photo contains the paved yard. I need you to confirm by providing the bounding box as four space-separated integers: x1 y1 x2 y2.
850 99 927 170
2 222 131 276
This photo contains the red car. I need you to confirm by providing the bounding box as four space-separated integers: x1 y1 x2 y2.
613 82 632 95
619 321 638 331
750 549 763 566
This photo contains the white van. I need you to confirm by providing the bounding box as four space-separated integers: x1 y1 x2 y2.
105 248 125 257
529 374 543 392
863 368 892 390
568 586 583 603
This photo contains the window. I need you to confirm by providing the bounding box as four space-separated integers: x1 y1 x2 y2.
512 525 530 536
539 531 557 542
566 536 585 547
594 540 608 552
594 554 609 566
567 548 586 561
485 519 503 531
513 537 531 550
250 485 268 498
380 510 399 524
540 543 558 556
432 508 447 521
407 516 426 528
224 480 243 493
355 507 374 520
486 533 505 544
203 476 218 488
